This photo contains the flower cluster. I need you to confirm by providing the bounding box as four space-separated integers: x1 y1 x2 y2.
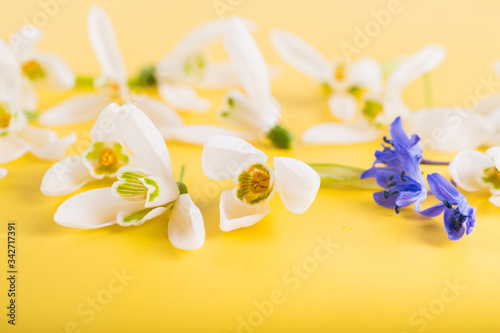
362 117 476 241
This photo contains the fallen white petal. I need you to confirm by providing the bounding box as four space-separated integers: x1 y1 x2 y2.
41 156 94 196
270 29 330 82
328 93 357 121
116 104 174 180
449 149 493 192
38 94 111 126
87 5 127 85
202 135 267 180
219 189 270 232
407 107 495 152
273 157 320 214
0 135 30 164
0 168 6 179
301 122 380 145
168 194 205 250
54 188 131 228
21 125 76 161
158 82 210 112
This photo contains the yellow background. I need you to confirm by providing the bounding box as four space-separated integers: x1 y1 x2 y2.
1 0 500 332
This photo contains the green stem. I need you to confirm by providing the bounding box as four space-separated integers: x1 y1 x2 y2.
309 163 379 190
179 165 186 183
423 73 433 107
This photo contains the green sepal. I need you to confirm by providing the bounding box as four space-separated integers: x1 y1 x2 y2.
177 181 188 195
129 65 157 88
268 125 295 149
309 163 379 189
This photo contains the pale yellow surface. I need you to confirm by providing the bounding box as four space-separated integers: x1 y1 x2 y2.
1 0 500 332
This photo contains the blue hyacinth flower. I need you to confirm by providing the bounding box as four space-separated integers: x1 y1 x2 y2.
420 173 476 241
362 117 428 213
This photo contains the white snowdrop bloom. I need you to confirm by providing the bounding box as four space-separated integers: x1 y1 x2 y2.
54 104 205 250
202 135 320 231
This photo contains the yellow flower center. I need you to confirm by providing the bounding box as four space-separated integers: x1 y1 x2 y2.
334 63 346 82
0 104 12 129
237 163 275 206
22 60 45 80
98 148 118 167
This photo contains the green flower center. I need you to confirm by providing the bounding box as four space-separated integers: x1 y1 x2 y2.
362 99 384 122
22 60 45 80
237 163 275 206
84 141 129 178
483 167 500 189
183 52 205 79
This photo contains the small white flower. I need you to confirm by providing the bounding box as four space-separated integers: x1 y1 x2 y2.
449 147 500 206
201 135 320 231
0 38 75 165
159 16 290 148
54 104 205 250
156 18 257 112
39 5 183 131
8 25 75 112
270 29 446 145
41 103 133 196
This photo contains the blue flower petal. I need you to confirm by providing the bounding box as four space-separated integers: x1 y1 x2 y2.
427 173 461 204
419 203 446 217
374 191 397 209
443 208 466 241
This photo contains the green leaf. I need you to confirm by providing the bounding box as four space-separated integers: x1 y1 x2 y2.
309 163 379 190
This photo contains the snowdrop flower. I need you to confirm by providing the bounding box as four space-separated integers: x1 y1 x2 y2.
41 103 133 196
362 117 428 213
0 38 75 165
420 173 476 241
210 17 293 149
39 5 182 131
201 135 320 231
54 104 205 250
156 18 256 112
449 147 500 206
270 29 446 144
8 25 75 111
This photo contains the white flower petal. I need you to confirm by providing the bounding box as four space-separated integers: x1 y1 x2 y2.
160 124 249 145
54 188 129 228
21 77 38 111
328 94 357 121
273 157 320 214
198 61 240 89
41 156 94 196
158 82 210 112
386 44 446 97
224 17 269 101
168 194 205 250
33 51 75 90
0 135 30 164
87 5 127 85
202 135 267 180
449 150 493 192
38 94 111 126
141 176 180 208
116 204 167 227
219 189 270 232
116 104 173 180
270 29 330 82
89 102 122 142
486 147 500 172
0 39 22 109
130 94 184 127
301 122 380 145
8 25 43 61
475 94 500 115
21 125 76 161
489 194 500 207
346 57 383 94
0 168 6 179
407 107 495 152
